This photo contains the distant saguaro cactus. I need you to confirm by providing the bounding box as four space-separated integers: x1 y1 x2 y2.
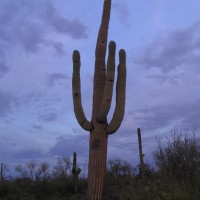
72 0 126 199
0 163 3 182
72 152 81 194
137 128 145 179
0 163 9 182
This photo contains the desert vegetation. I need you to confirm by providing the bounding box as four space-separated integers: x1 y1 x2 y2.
1 129 200 200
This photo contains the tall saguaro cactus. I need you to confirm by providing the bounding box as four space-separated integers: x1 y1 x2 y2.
72 0 126 199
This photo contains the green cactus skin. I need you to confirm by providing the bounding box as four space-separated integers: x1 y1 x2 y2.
72 0 126 199
72 152 81 194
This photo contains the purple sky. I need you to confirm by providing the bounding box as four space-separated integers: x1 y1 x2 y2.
1 0 200 173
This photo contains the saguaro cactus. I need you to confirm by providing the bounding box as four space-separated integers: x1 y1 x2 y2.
0 163 3 182
72 152 81 194
137 128 145 179
72 0 126 199
0 163 8 182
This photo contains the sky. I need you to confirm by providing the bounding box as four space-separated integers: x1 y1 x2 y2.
1 0 200 174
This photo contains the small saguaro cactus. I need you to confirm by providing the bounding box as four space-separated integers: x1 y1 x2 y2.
72 152 81 194
137 128 145 179
0 163 8 182
72 0 126 199
0 163 3 182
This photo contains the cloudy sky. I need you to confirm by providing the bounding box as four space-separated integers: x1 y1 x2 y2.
1 0 200 173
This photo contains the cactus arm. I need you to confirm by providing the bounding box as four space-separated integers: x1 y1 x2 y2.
72 50 93 131
97 41 116 123
92 0 112 118
107 49 126 134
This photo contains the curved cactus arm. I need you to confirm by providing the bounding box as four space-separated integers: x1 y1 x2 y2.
97 41 116 123
107 49 126 134
72 50 93 131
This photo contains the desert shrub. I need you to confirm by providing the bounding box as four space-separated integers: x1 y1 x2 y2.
136 163 155 179
104 158 136 200
107 158 135 177
154 129 200 184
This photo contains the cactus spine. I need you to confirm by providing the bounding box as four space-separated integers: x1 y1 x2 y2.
137 128 145 179
72 152 81 194
72 0 126 199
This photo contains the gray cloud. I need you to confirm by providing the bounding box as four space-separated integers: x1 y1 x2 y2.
0 0 88 54
113 2 129 25
0 60 9 78
133 107 178 131
49 135 89 157
22 92 45 104
181 106 200 129
0 137 45 161
46 73 69 87
146 74 180 85
32 124 43 130
52 42 65 56
39 0 88 39
134 21 200 73
0 91 19 117
13 149 46 160
131 99 200 131
39 112 57 122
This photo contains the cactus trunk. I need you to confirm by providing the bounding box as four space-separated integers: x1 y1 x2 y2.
88 124 108 200
72 0 126 199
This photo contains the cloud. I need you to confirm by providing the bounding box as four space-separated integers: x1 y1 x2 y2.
32 124 43 130
0 0 88 54
180 104 200 129
52 42 65 56
0 60 9 78
13 149 46 160
0 91 19 117
131 98 200 131
22 92 45 104
49 135 89 158
39 112 57 122
134 21 200 73
146 74 180 85
39 0 88 39
46 73 69 87
113 2 129 25
0 137 45 161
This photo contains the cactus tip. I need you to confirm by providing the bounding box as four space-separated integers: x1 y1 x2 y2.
73 50 80 58
109 41 116 49
119 49 126 63
119 49 126 56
